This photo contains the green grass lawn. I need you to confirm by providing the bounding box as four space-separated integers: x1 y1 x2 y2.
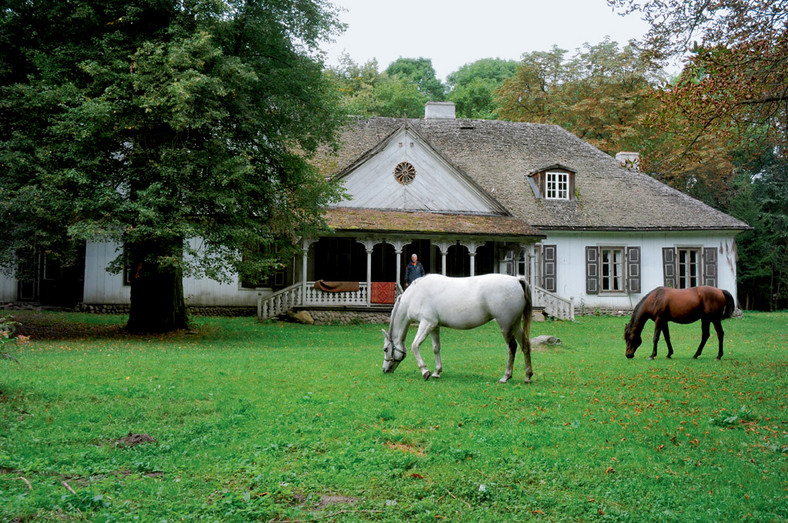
1 311 786 521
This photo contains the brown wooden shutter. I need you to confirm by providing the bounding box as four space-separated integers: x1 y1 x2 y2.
542 244 557 293
662 247 677 288
586 246 599 294
703 247 718 287
626 246 641 293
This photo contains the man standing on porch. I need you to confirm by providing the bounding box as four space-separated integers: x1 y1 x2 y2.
405 253 425 287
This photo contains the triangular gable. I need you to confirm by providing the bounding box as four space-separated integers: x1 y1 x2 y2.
332 125 510 215
526 163 576 177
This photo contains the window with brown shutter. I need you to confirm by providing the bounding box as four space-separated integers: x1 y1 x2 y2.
662 247 677 288
541 244 557 293
703 247 718 287
627 247 641 293
586 246 599 294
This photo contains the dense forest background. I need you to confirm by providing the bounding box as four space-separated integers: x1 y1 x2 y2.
326 1 787 311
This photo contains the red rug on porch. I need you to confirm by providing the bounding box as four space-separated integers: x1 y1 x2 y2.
370 281 396 304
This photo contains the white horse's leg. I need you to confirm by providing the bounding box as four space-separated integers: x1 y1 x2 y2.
518 322 533 383
498 321 517 383
430 328 442 378
411 320 436 380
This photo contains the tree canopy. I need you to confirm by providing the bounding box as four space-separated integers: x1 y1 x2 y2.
328 55 438 118
610 0 788 309
446 58 518 119
0 0 347 331
497 39 663 155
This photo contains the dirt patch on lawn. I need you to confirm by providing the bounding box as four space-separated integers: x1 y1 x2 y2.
384 441 426 456
291 491 360 510
9 312 126 340
110 432 158 448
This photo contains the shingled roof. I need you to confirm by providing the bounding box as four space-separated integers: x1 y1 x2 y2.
324 207 542 238
316 116 749 232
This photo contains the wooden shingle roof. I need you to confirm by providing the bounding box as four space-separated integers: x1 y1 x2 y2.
316 117 749 232
324 208 543 238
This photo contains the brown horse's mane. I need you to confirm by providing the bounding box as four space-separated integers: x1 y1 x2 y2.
630 287 660 322
625 287 663 339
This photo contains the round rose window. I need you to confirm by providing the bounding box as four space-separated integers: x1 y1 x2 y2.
393 162 416 185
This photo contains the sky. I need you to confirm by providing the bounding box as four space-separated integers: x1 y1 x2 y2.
322 0 653 81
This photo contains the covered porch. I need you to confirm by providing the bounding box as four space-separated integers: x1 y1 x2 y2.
257 208 575 321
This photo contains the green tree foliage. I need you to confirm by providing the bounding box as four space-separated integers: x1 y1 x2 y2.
446 58 517 119
0 0 346 332
497 39 663 155
729 160 788 311
611 0 788 310
610 0 787 189
328 55 429 118
385 57 446 102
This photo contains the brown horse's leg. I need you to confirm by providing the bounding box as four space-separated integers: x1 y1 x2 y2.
649 321 662 360
662 322 674 359
712 320 724 360
693 319 711 359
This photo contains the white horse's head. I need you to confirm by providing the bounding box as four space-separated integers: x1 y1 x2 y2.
382 328 406 373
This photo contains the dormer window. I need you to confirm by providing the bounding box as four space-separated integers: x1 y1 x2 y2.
526 165 576 201
545 171 569 200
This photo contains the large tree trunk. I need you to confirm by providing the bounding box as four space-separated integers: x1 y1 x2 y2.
126 242 189 333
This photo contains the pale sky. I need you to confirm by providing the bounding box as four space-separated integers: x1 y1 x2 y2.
322 0 652 81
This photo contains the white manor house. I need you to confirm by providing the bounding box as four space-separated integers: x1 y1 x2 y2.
1 103 749 321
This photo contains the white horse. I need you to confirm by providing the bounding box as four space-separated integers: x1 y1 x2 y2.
382 273 534 383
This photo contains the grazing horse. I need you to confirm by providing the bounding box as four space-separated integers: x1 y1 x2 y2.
625 286 736 360
382 273 534 383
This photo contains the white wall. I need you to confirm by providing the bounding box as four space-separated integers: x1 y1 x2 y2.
543 230 740 311
0 267 16 302
83 240 261 307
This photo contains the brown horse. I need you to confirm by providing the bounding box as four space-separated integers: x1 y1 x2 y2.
625 286 735 360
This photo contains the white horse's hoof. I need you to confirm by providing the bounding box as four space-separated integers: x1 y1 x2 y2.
430 372 441 379
422 370 431 381
498 377 509 384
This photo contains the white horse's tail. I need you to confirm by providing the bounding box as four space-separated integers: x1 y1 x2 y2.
519 278 533 342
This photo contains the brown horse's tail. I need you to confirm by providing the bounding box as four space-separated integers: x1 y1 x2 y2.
722 290 735 319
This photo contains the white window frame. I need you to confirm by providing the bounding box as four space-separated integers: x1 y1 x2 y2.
677 247 701 289
600 247 625 293
545 171 569 200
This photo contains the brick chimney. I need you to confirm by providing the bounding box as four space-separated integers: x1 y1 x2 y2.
616 151 641 171
425 101 456 119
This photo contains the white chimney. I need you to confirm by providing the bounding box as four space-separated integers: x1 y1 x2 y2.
616 151 641 171
425 101 456 119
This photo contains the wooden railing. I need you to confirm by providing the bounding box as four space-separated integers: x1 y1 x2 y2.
257 283 302 320
532 286 574 321
303 282 368 307
258 282 370 320
258 281 574 321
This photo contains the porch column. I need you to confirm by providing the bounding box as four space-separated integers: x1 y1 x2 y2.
462 241 483 277
389 240 409 289
359 239 378 307
434 240 454 276
301 238 318 303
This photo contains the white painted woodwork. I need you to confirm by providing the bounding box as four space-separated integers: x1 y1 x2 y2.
83 240 260 306
336 127 505 214
0 264 16 301
542 230 740 311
